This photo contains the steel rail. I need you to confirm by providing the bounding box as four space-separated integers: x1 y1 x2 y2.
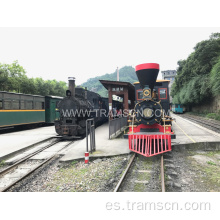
161 155 165 192
0 138 61 178
0 140 74 192
114 153 136 192
0 136 58 162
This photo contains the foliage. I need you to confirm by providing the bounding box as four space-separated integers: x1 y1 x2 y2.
207 161 217 166
210 56 220 96
171 33 220 105
0 160 5 167
206 111 220 121
0 61 68 96
81 66 138 97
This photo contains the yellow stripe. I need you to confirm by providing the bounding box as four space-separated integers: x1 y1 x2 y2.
0 121 45 128
0 110 45 112
173 121 196 143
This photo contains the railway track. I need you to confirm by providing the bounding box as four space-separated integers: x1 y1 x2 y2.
179 114 220 133
0 138 74 192
114 153 165 192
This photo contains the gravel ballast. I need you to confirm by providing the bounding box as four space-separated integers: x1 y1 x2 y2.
8 155 131 192
7 145 220 192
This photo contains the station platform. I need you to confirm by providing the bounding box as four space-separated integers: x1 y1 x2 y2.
0 126 57 161
171 113 220 145
60 123 130 162
1 114 220 163
60 114 220 162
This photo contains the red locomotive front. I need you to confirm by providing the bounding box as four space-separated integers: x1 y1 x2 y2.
127 63 175 157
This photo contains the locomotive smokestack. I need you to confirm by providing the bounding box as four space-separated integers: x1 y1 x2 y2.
85 87 87 100
135 63 160 90
68 77 75 97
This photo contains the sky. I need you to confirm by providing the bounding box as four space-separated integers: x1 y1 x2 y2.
1 27 220 85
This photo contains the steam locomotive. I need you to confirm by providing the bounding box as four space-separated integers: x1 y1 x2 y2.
127 63 175 157
55 77 108 137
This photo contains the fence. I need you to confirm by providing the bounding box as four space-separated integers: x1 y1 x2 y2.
109 117 128 139
86 118 96 153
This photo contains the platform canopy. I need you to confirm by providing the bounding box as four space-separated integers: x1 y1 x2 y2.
99 80 135 111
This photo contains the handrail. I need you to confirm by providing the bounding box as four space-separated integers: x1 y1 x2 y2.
86 118 96 153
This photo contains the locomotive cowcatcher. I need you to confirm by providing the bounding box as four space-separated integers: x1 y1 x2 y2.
127 63 175 157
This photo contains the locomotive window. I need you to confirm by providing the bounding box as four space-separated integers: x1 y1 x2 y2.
159 88 167 99
4 100 11 109
0 100 2 109
20 100 25 109
12 100 19 109
137 90 143 100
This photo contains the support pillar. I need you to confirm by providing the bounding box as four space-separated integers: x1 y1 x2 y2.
108 86 113 120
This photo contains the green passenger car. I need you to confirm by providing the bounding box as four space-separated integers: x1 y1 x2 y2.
0 92 63 128
0 91 45 128
45 96 63 124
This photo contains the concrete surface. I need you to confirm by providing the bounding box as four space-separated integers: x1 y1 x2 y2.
171 113 220 145
1 114 220 163
60 123 130 162
0 126 57 160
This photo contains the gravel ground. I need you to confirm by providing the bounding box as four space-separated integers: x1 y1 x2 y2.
6 145 220 192
8 154 131 192
165 148 220 192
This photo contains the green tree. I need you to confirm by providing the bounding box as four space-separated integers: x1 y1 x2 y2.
0 68 9 91
171 33 220 105
81 66 137 97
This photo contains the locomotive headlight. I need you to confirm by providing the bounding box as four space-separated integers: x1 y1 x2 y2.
143 108 153 118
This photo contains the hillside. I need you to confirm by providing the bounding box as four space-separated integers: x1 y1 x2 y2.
81 66 138 97
171 33 220 105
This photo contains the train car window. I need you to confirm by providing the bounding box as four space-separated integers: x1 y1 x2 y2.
12 100 19 109
35 102 43 109
0 100 2 109
158 88 167 99
175 104 178 108
42 102 45 109
4 100 11 109
20 100 25 109
26 101 33 109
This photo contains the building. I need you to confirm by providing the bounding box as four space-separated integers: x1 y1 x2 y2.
99 80 135 119
161 70 177 103
161 70 177 82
